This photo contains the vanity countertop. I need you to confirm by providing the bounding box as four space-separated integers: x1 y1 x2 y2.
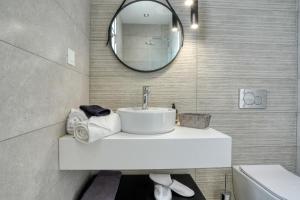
59 126 231 170
103 126 230 140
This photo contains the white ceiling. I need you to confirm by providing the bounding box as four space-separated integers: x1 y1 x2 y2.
119 1 172 24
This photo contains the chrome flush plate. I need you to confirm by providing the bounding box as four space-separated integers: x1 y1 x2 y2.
239 89 267 109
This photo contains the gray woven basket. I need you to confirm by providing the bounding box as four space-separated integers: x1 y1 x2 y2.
179 113 211 129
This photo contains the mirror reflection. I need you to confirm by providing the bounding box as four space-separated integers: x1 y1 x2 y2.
110 1 184 72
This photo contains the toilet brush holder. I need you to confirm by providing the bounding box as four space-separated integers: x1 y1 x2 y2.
221 192 231 200
220 174 231 200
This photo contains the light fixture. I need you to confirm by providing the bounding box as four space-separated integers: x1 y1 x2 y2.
144 13 150 17
185 0 193 7
172 13 178 32
191 23 198 29
190 0 198 29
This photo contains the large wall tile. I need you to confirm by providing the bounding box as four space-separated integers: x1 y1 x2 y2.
54 0 90 37
0 0 89 75
232 146 296 171
0 122 90 200
197 2 297 81
210 112 296 147
0 0 90 199
0 41 88 141
199 0 296 11
198 43 297 79
197 78 297 113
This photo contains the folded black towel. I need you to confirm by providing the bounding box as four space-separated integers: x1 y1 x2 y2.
80 105 111 118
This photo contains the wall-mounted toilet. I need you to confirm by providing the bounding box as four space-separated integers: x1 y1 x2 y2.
233 165 300 200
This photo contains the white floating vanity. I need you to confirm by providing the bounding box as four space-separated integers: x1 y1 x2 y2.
59 126 231 170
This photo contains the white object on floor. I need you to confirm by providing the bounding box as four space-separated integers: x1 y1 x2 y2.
149 174 172 186
169 179 195 197
59 126 231 170
66 109 88 135
74 112 121 144
149 174 194 197
233 165 300 200
154 184 172 200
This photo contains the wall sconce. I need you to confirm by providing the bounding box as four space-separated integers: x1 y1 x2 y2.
172 13 178 32
190 0 198 29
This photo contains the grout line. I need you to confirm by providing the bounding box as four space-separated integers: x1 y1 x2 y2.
0 40 89 78
0 121 65 143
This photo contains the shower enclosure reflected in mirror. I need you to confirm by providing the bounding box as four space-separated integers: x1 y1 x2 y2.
108 0 184 72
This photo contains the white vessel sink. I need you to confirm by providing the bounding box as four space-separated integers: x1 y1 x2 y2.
117 107 176 134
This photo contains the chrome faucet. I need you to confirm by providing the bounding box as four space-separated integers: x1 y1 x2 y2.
142 86 150 110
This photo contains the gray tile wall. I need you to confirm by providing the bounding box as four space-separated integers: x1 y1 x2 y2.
0 0 90 199
297 0 300 176
90 0 298 199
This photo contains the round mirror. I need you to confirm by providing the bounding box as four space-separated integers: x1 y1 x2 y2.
109 0 184 72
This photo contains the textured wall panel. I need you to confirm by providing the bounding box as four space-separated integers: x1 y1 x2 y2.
198 43 297 79
197 78 297 112
195 168 233 200
90 0 298 199
210 113 296 147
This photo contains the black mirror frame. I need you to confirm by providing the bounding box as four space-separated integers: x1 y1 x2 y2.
106 0 184 73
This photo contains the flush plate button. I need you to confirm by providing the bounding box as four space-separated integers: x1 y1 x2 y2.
243 92 255 105
239 89 267 109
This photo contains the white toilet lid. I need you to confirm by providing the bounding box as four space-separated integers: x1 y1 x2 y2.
240 165 300 200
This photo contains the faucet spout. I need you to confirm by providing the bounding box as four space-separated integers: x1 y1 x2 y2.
142 86 150 110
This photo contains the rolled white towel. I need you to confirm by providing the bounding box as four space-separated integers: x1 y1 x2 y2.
66 109 88 135
89 112 121 132
74 112 121 144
